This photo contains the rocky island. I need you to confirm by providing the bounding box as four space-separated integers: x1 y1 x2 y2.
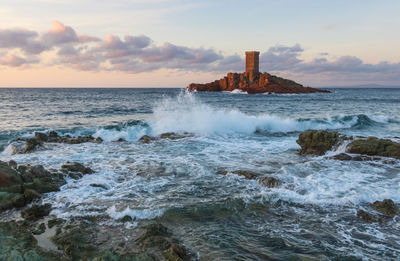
187 51 330 94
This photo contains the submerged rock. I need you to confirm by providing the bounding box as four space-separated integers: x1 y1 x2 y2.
139 132 194 144
296 130 340 155
357 199 398 223
258 177 280 188
347 137 400 159
357 209 380 223
139 135 156 144
217 170 256 179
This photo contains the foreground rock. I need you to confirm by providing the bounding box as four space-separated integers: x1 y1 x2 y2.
357 199 398 223
297 130 400 159
0 160 93 211
188 72 330 94
0 221 63 260
135 223 191 261
21 203 52 221
10 131 103 154
296 130 340 155
347 137 400 159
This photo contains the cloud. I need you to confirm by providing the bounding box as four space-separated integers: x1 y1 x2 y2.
0 53 38 67
0 29 47 54
0 21 399 85
260 44 303 70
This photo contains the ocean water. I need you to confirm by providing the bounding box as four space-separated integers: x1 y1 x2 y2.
1 88 400 260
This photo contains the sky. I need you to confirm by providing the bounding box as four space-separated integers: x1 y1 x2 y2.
0 0 399 87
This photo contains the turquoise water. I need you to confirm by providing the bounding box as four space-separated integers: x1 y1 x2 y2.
0 88 400 260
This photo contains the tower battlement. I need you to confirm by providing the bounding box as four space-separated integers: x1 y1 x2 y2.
245 51 260 73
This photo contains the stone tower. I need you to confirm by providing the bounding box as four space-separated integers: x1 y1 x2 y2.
245 51 260 73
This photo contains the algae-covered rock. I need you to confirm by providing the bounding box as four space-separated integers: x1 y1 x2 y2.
21 204 52 221
32 223 46 235
51 222 155 260
347 137 400 159
0 221 63 260
0 161 67 212
297 130 339 155
135 224 190 261
371 199 397 216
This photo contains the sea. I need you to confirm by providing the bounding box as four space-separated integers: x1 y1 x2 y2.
0 87 399 260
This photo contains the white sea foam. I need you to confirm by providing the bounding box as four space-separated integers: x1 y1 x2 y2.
149 92 365 136
92 126 147 142
230 89 248 94
106 206 165 220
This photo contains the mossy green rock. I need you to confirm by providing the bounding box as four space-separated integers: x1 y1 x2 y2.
347 137 400 159
297 130 339 155
0 221 63 260
52 223 154 260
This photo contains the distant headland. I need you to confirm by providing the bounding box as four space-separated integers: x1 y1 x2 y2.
187 51 330 94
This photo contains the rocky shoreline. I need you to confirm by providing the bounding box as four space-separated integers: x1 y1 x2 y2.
0 130 399 259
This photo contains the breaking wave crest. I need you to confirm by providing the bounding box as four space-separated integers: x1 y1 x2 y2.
149 91 389 136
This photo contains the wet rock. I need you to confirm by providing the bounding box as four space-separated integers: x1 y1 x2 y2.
32 223 46 235
136 223 190 260
51 223 96 258
217 170 256 179
90 183 108 190
61 161 94 174
331 153 353 161
167 242 188 261
12 132 103 154
51 222 153 260
139 133 193 144
0 161 23 187
297 130 340 155
48 131 58 137
139 135 156 144
24 138 42 153
35 132 48 142
116 138 126 142
258 176 280 188
371 199 397 216
347 137 400 159
159 132 193 140
47 218 64 229
21 203 52 221
8 160 18 169
0 221 62 260
357 209 380 223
